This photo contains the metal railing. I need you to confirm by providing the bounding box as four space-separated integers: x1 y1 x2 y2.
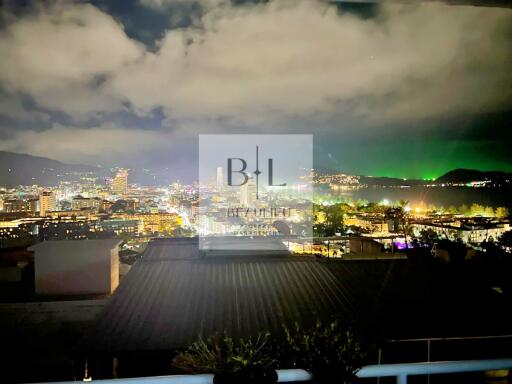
378 334 512 383
42 359 512 384
41 369 313 384
356 359 512 384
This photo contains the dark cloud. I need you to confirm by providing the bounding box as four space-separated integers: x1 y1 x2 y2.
0 0 511 178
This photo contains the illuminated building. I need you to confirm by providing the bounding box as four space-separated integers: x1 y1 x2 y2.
92 219 139 236
137 212 183 234
72 195 101 211
412 222 510 244
28 198 39 214
239 176 257 207
343 215 390 234
216 166 224 192
39 219 90 240
100 199 114 212
39 191 56 217
3 198 38 215
0 219 38 244
47 209 95 220
112 169 129 196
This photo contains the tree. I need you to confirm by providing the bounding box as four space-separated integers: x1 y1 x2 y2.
313 204 345 237
172 227 194 237
361 202 386 215
427 204 438 214
280 320 367 384
419 228 438 246
470 203 485 216
173 333 278 384
324 204 344 235
484 206 495 218
116 232 133 244
436 239 467 263
496 207 509 219
354 199 369 210
385 200 410 249
498 230 512 249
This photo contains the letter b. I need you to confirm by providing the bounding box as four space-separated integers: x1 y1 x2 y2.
227 158 248 186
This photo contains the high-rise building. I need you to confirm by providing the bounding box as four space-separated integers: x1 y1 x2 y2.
112 169 129 196
39 191 56 217
3 198 37 214
28 198 39 214
216 166 224 192
239 176 257 207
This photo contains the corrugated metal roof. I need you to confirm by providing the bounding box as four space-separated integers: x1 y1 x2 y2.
88 237 430 352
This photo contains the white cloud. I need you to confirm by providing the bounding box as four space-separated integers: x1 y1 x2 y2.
111 0 512 122
0 2 144 117
0 0 511 126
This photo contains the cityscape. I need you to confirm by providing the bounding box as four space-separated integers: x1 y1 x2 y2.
1 165 511 254
1 0 512 383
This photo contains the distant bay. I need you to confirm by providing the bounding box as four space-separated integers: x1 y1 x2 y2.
326 186 511 208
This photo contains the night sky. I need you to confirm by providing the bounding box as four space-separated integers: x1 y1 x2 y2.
0 0 511 181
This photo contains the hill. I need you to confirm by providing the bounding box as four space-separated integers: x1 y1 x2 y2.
436 168 512 184
0 151 101 187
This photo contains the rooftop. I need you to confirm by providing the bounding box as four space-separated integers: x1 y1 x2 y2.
87 237 512 354
28 239 122 253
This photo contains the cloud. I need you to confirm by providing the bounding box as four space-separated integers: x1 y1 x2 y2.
109 0 512 123
0 1 144 117
2 0 511 123
0 92 51 122
0 0 511 167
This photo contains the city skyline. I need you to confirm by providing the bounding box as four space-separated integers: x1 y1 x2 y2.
0 146 511 185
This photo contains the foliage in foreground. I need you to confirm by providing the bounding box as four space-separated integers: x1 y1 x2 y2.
279 320 367 384
173 320 367 384
172 332 278 383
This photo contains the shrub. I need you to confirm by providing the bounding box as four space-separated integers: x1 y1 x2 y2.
172 332 278 384
279 320 367 384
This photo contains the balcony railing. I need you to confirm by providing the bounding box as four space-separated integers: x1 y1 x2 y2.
357 359 512 384
43 369 312 383
42 359 512 384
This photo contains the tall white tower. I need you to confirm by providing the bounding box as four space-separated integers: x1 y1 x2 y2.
239 176 257 207
216 167 224 192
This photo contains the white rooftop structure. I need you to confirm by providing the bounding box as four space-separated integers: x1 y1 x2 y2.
29 239 122 296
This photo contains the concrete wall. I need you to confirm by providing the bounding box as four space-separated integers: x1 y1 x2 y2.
32 240 120 295
349 237 384 255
